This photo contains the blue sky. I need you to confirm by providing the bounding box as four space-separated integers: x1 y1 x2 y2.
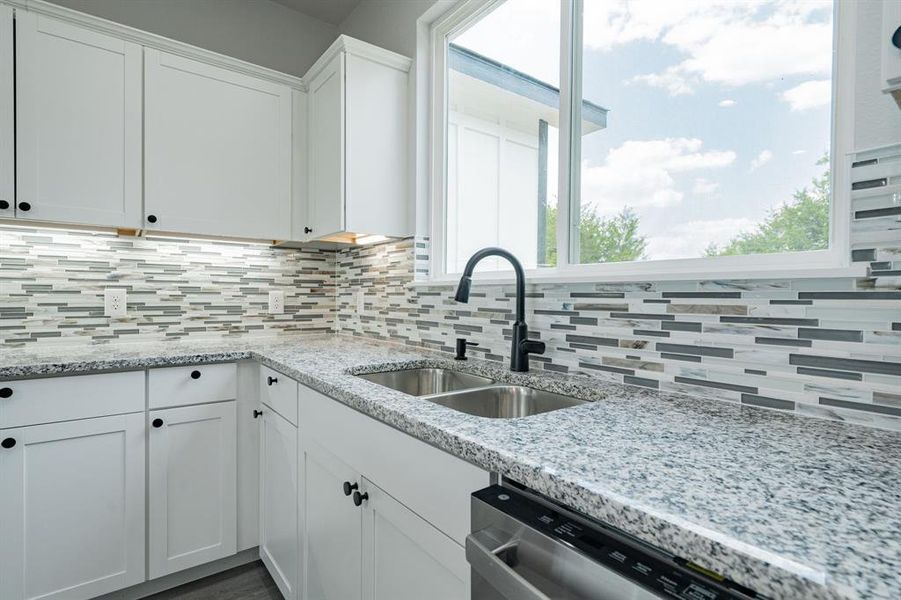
454 0 834 260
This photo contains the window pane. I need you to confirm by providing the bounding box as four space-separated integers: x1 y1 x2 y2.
445 0 560 273
574 0 834 264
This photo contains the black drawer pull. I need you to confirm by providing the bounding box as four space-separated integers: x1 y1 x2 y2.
352 490 369 507
190 370 201 379
152 418 164 428
253 409 263 418
1 438 15 449
343 481 358 496
0 387 12 398
267 376 278 386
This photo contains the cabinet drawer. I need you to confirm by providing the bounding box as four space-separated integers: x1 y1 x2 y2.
148 363 236 409
300 386 490 546
0 371 144 428
260 365 298 425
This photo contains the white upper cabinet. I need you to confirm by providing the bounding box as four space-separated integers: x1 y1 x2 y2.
0 5 12 219
884 0 901 93
144 48 292 240
304 36 412 242
15 11 141 228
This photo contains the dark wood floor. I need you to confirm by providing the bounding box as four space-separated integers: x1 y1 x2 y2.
146 562 282 600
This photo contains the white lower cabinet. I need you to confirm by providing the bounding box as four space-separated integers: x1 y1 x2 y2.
0 413 146 600
296 385 488 600
362 478 470 600
259 406 299 600
301 438 363 600
148 401 237 578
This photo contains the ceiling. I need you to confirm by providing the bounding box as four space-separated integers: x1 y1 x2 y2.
271 0 363 26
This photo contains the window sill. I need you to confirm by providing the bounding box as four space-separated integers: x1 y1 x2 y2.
411 263 869 288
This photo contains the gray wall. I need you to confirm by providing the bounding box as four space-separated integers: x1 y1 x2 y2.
339 0 453 58
47 0 338 77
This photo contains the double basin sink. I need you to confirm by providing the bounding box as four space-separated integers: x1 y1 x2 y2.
356 368 586 419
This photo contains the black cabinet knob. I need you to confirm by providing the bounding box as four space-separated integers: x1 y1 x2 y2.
147 214 158 223
0 200 8 210
190 370 201 379
18 201 31 212
352 490 369 507
267 376 278 386
0 387 12 398
253 409 263 418
1 438 15 449
304 227 313 234
893 26 901 50
152 418 164 428
342 481 358 496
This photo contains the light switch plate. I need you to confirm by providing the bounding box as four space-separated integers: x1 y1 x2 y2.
268 290 285 314
104 288 127 317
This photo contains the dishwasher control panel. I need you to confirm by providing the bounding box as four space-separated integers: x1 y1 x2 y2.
474 486 763 600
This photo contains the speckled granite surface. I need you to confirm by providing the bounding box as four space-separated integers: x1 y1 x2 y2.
1 335 899 600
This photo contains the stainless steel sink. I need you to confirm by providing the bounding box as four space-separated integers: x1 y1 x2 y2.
356 368 495 397
425 385 586 419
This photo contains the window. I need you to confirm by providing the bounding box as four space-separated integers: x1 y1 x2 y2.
432 0 851 279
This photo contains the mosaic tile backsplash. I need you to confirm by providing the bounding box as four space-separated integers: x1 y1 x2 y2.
0 228 337 344
336 145 901 430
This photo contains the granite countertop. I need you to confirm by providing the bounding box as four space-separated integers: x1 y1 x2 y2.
1 334 898 600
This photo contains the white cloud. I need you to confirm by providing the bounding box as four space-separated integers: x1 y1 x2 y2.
692 178 719 195
780 79 831 111
749 150 773 172
793 149 807 156
718 99 736 108
646 217 757 260
605 0 833 95
581 138 735 213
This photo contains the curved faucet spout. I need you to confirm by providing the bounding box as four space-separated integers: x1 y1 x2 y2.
453 247 542 372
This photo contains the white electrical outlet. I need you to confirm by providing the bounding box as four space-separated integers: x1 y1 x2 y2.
104 288 127 318
268 290 285 314
356 290 365 313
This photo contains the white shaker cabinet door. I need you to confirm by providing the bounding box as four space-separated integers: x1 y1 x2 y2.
0 5 12 219
15 11 141 228
301 437 363 600
144 48 292 240
0 414 146 600
362 479 469 600
306 52 344 239
259 408 299 600
148 401 237 578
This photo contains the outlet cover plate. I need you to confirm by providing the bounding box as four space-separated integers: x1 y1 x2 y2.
268 290 285 314
104 288 127 317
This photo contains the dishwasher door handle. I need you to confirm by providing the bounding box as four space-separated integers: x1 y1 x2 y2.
466 529 551 600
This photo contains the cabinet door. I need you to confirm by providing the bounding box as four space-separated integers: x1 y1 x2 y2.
307 53 345 239
301 437 362 600
16 11 141 228
361 480 469 600
144 48 291 240
149 401 237 578
260 409 298 599
0 414 145 600
0 5 12 219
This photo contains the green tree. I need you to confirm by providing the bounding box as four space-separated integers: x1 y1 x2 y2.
544 205 647 266
705 155 830 256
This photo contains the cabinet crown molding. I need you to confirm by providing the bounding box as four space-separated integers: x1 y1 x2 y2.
2 0 307 90
303 34 412 83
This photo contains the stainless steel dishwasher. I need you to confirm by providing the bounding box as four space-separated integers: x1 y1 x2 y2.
468 484 764 600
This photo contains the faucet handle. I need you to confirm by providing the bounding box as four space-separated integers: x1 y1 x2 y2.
455 338 479 360
520 339 546 356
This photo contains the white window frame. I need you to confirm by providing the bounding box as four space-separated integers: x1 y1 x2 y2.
428 0 861 284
